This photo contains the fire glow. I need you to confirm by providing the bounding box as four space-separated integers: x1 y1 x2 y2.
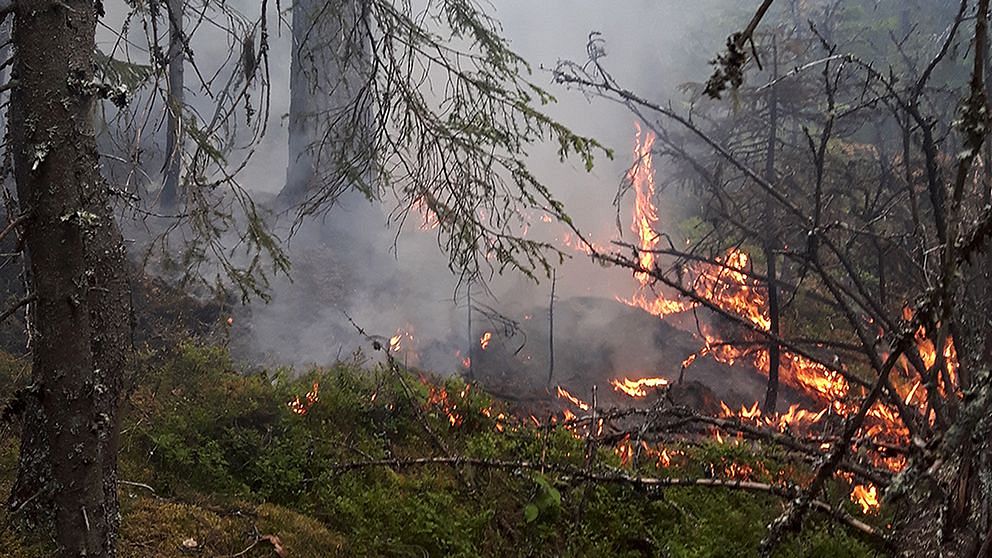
851 484 880 514
617 123 691 319
288 382 320 416
556 385 591 411
610 376 669 398
492 122 954 518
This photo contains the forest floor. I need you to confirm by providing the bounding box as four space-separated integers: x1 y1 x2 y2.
0 345 890 557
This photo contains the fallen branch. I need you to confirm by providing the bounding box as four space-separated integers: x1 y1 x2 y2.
0 293 34 325
327 455 890 547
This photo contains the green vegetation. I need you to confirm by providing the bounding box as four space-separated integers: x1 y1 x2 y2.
0 345 889 557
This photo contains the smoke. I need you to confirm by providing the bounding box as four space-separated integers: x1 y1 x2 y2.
229 1 749 375
99 0 769 400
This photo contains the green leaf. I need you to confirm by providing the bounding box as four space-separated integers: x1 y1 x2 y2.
523 503 539 523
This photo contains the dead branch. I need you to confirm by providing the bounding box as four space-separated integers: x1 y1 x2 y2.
327 455 890 547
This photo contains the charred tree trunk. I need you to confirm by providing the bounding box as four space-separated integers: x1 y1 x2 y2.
160 0 185 208
762 35 781 414
6 2 132 556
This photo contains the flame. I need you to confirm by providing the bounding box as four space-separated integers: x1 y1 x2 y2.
388 327 419 364
851 484 880 514
288 381 320 416
724 462 754 480
425 384 465 427
678 250 850 405
640 442 676 468
630 123 658 284
480 331 493 350
907 308 960 397
775 404 827 431
556 385 590 411
693 249 770 331
454 350 471 369
530 125 955 503
413 197 441 230
610 376 669 398
617 123 691 318
615 433 634 467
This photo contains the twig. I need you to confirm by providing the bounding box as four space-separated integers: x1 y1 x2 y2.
118 480 156 494
327 455 890 547
546 268 555 387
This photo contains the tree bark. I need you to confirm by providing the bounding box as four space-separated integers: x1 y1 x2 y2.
762 34 781 414
278 0 368 208
160 0 185 208
6 2 132 556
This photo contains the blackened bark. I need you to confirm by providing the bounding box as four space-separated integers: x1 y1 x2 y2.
762 35 780 414
7 2 132 556
160 0 185 208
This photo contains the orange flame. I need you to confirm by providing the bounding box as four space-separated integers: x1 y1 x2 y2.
480 331 493 350
425 384 464 427
851 484 880 514
610 376 669 398
615 433 634 467
556 385 591 411
288 382 320 416
619 123 690 318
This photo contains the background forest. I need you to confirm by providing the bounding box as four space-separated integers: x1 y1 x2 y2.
0 0 990 556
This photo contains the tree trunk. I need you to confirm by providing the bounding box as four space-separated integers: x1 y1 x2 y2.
160 0 185 208
278 0 368 208
762 34 781 414
7 2 132 556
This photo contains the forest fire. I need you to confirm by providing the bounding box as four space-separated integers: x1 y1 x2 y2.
617 124 691 318
899 306 961 401
609 376 669 398
606 124 849 411
851 484 880 514
556 385 590 411
288 382 320 416
471 120 969 523
389 325 415 353
426 383 466 427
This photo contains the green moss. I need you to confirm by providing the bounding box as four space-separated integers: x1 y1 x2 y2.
117 497 344 557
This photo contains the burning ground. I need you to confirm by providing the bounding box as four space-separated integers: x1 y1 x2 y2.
213 122 939 542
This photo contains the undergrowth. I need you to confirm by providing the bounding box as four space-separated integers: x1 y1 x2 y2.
0 344 890 557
